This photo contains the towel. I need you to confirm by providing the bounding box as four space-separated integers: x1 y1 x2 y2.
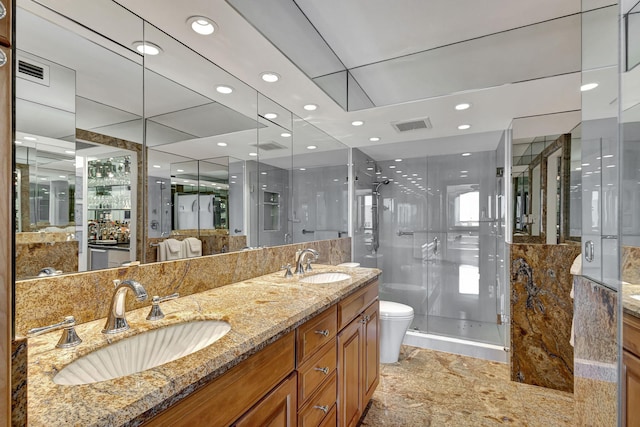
183 237 202 258
157 241 167 262
164 238 185 261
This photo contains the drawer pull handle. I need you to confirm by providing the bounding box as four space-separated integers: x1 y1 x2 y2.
314 329 329 337
314 367 329 375
314 405 329 414
0 2 6 20
0 50 6 68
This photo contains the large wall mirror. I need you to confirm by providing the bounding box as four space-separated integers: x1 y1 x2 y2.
14 0 350 280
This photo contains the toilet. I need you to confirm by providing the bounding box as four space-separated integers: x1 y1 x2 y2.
379 300 414 363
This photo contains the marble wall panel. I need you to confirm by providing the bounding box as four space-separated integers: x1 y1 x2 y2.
621 246 640 284
510 243 580 392
15 238 351 336
572 276 618 426
11 338 27 426
15 240 78 279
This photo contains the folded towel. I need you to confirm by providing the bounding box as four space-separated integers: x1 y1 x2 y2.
157 241 167 262
570 254 581 275
164 238 185 261
183 237 202 258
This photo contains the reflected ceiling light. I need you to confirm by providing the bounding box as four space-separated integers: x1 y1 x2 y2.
460 174 468 178
395 170 402 174
249 152 257 156
375 171 381 175
260 72 280 83
460 170 468 173
458 124 471 130
183 180 190 183
231 175 237 178
603 154 614 158
231 181 236 184
152 164 161 168
299 168 306 171
395 158 402 162
187 16 217 35
580 82 598 91
23 136 37 141
367 167 373 171
351 120 364 126
402 174 408 177
389 165 396 169
14 141 22 144
65 150 75 154
303 104 317 111
264 112 278 119
369 137 380 142
177 169 184 172
606 164 616 168
217 142 227 147
306 145 317 150
216 85 233 94
133 41 162 55
582 163 590 166
575 167 582 171
40 177 47 181
455 103 471 111
462 153 471 157
333 178 339 182
261 171 267 175
59 175 66 178
281 132 291 137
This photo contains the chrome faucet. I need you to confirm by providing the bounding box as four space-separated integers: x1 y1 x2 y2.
27 316 82 348
295 248 319 275
102 279 148 334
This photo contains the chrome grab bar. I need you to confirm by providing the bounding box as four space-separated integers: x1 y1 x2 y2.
433 236 439 255
302 229 315 234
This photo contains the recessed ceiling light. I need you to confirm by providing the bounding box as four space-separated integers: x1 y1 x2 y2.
65 150 75 154
333 178 339 182
177 169 184 172
14 141 22 144
23 136 37 141
582 163 590 166
261 72 280 83
369 137 380 142
395 159 402 162
395 170 402 174
581 82 599 91
261 171 267 175
183 180 190 183
462 153 471 157
299 168 306 171
264 112 278 119
460 174 468 178
576 167 582 171
455 103 471 111
216 85 233 94
458 124 471 130
375 171 381 175
133 41 162 55
351 120 364 126
603 154 614 158
153 164 161 168
460 170 468 173
59 175 66 178
367 167 374 171
303 104 317 111
231 175 237 178
40 177 47 181
187 16 216 35
402 174 408 177
389 165 396 169
249 152 257 157
281 132 291 137
217 142 227 147
307 145 317 150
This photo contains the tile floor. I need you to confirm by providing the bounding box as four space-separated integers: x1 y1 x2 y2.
361 346 575 426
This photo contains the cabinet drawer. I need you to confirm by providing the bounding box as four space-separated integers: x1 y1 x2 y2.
0 0 10 47
338 280 378 330
298 371 337 427
233 373 297 427
297 305 337 366
318 404 336 427
298 339 336 405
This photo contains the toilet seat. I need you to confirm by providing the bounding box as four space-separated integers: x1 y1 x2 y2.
380 300 414 320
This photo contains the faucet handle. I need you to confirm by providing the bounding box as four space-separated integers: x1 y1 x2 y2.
27 316 82 348
305 258 314 272
281 264 293 278
146 293 179 321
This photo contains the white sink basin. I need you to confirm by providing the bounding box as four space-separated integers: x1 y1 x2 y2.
53 320 231 385
299 272 351 284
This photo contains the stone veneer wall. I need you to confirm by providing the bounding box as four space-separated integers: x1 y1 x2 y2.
510 243 580 392
572 276 618 426
15 238 351 336
15 237 79 280
11 338 27 426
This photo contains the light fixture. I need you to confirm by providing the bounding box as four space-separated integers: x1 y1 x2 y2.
458 124 471 130
389 165 396 169
460 170 468 173
187 16 216 35
367 167 373 171
582 163 590 166
395 158 402 162
351 120 364 126
216 85 233 94
303 104 317 111
217 142 227 147
133 41 162 55
455 103 471 111
65 150 75 154
152 164 161 168
299 168 306 171
249 152 257 157
177 169 184 172
402 174 408 177
281 132 291 137
462 153 472 157
576 167 582 171
369 137 380 142
306 145 317 150
14 141 22 144
603 154 614 158
581 82 598 91
460 174 468 178
261 172 267 175
59 175 66 178
260 72 280 83
395 170 402 174
231 175 237 178
23 136 37 141
264 112 278 119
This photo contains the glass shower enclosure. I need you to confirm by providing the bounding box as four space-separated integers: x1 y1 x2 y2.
353 148 507 349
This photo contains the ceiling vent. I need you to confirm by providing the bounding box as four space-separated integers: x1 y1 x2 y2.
17 58 50 86
251 141 287 151
391 117 432 133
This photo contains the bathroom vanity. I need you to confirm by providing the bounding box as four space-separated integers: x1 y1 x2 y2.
25 265 380 426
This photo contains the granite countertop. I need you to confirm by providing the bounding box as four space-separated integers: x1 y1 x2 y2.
27 265 381 426
622 283 640 318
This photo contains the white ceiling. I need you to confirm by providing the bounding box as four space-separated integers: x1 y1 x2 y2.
18 0 622 165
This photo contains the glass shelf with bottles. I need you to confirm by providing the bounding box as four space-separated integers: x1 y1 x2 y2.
87 155 133 212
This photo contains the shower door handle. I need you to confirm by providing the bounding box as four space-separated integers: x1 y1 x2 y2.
433 237 439 255
584 240 594 263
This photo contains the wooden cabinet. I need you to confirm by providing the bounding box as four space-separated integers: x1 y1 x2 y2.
297 305 337 365
234 373 297 427
337 281 379 427
624 313 640 426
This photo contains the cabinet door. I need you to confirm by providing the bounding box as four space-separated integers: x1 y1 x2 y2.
362 301 379 407
0 0 10 47
338 317 363 427
234 373 297 427
625 350 640 427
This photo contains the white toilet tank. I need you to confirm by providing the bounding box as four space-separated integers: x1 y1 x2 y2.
379 300 414 364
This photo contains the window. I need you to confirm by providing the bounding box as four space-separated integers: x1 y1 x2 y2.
455 191 479 227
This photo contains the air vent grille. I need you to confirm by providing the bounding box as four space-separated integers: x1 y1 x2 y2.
17 59 50 86
392 117 432 133
251 141 287 151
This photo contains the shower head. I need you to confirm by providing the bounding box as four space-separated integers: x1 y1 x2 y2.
373 180 390 192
